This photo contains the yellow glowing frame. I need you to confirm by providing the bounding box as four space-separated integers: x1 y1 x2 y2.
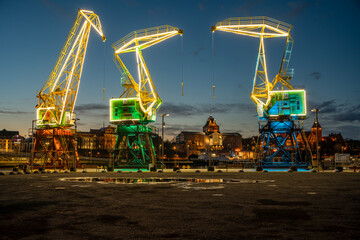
36 9 106 127
112 25 182 121
212 16 295 110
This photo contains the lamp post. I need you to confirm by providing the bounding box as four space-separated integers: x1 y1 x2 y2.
161 113 169 169
73 117 80 171
30 119 37 171
311 108 320 171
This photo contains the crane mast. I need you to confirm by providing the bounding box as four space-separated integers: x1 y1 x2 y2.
31 9 106 171
37 9 106 128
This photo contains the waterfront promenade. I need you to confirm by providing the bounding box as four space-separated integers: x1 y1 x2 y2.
1 171 359 239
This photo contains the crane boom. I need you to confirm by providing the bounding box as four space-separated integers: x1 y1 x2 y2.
36 9 106 128
212 17 292 106
111 25 182 123
212 16 305 120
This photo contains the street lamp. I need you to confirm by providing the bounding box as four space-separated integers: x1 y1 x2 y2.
161 113 169 168
73 117 80 171
311 108 320 171
30 119 37 171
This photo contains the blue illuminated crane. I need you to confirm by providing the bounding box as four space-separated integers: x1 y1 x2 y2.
212 17 312 169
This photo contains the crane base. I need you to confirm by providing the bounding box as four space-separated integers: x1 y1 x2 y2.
255 120 311 168
112 124 156 170
30 128 79 170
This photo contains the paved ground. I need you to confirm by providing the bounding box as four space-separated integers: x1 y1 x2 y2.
0 170 359 239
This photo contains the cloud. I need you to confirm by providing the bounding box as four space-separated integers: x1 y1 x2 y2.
0 109 30 115
147 6 169 16
315 99 337 114
192 47 204 56
210 103 253 114
39 0 72 20
158 102 253 117
293 84 306 89
75 103 108 114
310 72 321 80
198 0 208 11
286 1 310 19
119 0 139 7
309 100 360 139
159 103 197 116
233 0 263 15
331 104 360 122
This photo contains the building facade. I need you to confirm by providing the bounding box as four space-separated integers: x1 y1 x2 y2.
176 116 242 158
77 125 117 157
0 129 24 153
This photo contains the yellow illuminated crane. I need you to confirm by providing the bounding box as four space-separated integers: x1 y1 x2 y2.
212 16 298 119
111 25 183 123
31 9 105 170
36 9 106 127
110 25 182 170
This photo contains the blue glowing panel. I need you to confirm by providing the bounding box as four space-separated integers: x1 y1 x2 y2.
267 90 306 120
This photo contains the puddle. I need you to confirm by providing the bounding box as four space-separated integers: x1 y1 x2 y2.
60 177 224 184
59 177 275 185
212 194 224 197
177 184 225 190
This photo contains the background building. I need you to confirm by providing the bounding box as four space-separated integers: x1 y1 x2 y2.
176 116 242 158
0 129 24 153
77 125 117 157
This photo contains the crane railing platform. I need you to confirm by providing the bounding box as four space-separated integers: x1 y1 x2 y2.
213 16 292 36
112 25 182 53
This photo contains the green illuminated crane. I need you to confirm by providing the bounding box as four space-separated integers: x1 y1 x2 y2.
111 25 183 123
36 9 106 127
110 25 182 170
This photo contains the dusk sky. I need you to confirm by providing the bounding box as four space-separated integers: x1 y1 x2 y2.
0 0 359 140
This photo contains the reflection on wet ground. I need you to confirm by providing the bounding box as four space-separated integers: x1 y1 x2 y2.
59 177 275 184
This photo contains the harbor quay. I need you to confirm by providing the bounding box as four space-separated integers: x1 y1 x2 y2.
0 171 359 239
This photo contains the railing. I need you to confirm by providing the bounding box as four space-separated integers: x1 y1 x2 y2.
112 25 180 51
216 16 292 33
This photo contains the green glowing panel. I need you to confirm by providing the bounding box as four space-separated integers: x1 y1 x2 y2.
110 98 156 124
267 90 306 120
36 108 75 128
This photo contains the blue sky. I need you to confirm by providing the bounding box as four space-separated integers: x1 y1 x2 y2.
0 0 359 140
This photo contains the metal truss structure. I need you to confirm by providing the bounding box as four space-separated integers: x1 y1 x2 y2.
255 121 311 169
31 9 105 169
112 25 182 122
113 125 156 170
31 129 78 170
110 25 182 170
212 16 311 169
